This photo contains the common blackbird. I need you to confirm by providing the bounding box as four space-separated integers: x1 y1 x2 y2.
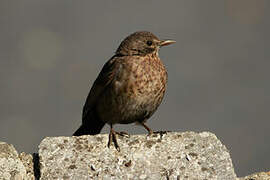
73 31 175 150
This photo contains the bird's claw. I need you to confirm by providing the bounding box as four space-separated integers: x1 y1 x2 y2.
108 129 120 151
115 131 130 138
149 130 170 139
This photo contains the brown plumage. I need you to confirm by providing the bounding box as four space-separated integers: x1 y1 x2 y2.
73 31 175 150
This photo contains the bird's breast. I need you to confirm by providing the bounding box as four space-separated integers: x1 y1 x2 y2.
98 54 168 124
125 54 167 103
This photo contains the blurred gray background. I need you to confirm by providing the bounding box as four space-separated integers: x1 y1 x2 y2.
0 0 269 176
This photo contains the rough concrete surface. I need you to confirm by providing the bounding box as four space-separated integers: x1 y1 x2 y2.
0 132 269 180
0 142 27 180
238 171 270 180
39 132 237 180
19 152 35 180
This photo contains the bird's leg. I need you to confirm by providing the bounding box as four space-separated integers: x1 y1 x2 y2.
140 122 170 137
140 122 154 135
108 124 120 151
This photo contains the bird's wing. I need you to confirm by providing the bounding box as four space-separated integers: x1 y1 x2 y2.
82 55 123 122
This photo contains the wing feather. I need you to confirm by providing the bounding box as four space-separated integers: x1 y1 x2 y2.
82 55 122 121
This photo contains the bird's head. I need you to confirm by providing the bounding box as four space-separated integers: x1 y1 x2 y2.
116 31 175 56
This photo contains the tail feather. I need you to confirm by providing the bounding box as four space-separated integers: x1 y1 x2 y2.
73 111 105 136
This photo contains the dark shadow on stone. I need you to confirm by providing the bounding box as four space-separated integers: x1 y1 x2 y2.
33 153 40 180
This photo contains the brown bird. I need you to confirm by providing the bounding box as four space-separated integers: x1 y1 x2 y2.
73 31 175 150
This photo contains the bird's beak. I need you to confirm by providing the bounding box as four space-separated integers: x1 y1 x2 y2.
160 40 176 47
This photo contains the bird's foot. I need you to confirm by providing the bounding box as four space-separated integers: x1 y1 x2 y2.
153 130 170 137
153 130 170 135
107 125 130 151
115 131 130 138
108 128 120 151
148 130 171 140
140 122 170 139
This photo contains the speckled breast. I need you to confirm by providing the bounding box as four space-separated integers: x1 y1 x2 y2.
127 53 168 105
98 53 168 125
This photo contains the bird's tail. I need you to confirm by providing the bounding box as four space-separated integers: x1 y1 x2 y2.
73 111 105 136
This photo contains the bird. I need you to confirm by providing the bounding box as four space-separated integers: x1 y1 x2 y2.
73 31 175 150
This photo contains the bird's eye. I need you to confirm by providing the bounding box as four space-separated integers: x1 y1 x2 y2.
146 40 152 46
